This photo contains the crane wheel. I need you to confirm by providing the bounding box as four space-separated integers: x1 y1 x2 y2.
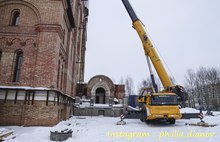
169 119 176 124
140 109 147 122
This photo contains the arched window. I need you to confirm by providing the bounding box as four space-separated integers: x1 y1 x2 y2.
11 11 20 26
13 51 23 82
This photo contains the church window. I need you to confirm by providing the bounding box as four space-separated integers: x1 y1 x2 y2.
11 10 20 26
13 50 23 82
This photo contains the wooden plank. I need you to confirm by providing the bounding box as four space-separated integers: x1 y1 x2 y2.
185 122 217 127
0 130 13 140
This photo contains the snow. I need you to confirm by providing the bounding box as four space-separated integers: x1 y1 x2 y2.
78 103 123 108
127 105 142 111
180 107 200 113
1 108 220 142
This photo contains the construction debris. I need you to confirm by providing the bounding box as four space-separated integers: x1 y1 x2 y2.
50 129 73 141
0 128 15 141
116 120 126 125
185 109 217 127
206 110 214 116
185 121 217 127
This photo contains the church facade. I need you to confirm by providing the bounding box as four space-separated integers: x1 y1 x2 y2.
77 75 125 104
0 0 88 126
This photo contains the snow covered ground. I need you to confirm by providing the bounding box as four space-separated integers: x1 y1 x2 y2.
1 108 220 142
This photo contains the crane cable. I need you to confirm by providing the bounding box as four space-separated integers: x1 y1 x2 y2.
142 24 178 85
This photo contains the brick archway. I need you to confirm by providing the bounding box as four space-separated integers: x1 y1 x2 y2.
87 75 115 104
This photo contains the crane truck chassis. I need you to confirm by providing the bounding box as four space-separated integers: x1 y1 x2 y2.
121 0 188 124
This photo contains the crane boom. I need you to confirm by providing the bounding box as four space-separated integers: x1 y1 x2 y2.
122 0 173 90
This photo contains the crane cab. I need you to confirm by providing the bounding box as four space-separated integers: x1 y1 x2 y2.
138 88 182 124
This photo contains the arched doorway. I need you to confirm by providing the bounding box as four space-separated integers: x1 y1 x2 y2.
95 87 105 104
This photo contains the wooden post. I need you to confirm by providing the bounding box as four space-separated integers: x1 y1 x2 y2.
46 90 49 106
24 90 28 104
32 90 35 105
14 90 18 104
28 91 31 105
4 89 8 103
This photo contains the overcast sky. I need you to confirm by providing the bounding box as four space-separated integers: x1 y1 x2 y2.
84 0 220 93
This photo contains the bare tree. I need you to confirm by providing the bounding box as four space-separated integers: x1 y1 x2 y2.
125 77 134 96
118 76 124 85
137 78 152 94
206 67 220 110
184 69 196 108
184 66 220 110
195 67 209 109
137 76 162 94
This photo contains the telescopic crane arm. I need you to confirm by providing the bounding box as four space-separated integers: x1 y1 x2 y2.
122 0 173 90
122 0 187 104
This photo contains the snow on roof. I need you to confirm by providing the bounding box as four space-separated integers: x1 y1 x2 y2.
78 103 123 109
0 86 74 99
0 86 50 90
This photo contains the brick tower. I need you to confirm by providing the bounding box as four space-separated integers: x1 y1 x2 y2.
0 0 89 126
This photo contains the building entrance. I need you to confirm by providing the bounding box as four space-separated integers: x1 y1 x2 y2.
95 87 105 104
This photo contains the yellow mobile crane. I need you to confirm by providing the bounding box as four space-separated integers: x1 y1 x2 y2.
122 0 186 124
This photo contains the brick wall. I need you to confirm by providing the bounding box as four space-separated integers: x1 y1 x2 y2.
0 0 88 126
0 0 88 96
0 88 73 126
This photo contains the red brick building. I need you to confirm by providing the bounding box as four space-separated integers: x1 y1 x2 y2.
0 0 89 126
